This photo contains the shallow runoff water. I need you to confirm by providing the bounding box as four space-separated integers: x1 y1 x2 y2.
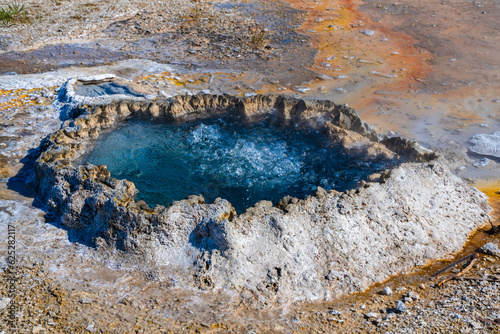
83 116 394 213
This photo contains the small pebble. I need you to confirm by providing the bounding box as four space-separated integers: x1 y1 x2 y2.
317 74 332 80
396 301 406 313
86 323 96 332
329 309 342 315
292 86 310 93
383 287 393 296
408 291 420 300
480 242 499 256
360 30 375 36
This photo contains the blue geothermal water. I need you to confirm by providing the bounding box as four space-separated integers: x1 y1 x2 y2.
83 116 393 213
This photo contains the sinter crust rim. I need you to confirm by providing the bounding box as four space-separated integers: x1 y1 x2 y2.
34 93 437 249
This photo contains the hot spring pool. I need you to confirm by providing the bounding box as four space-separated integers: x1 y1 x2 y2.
83 116 393 212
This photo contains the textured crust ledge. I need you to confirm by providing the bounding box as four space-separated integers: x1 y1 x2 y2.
33 94 490 307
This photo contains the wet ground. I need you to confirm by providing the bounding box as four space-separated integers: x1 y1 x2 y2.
0 0 499 332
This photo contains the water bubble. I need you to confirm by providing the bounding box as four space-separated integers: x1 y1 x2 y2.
85 117 393 212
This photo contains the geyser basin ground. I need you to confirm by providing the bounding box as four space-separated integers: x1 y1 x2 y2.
83 116 394 213
34 94 491 307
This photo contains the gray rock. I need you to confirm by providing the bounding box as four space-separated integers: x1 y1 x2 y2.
408 291 420 300
383 287 393 296
360 30 376 36
396 301 406 313
480 242 499 256
85 323 96 332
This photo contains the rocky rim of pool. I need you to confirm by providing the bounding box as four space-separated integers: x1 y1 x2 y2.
33 93 491 307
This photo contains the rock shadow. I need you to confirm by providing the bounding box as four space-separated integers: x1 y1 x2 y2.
7 147 99 249
188 218 231 253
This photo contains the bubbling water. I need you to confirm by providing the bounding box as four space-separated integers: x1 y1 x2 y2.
83 116 392 212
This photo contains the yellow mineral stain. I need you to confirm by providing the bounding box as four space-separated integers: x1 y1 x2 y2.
0 87 51 111
476 181 500 224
